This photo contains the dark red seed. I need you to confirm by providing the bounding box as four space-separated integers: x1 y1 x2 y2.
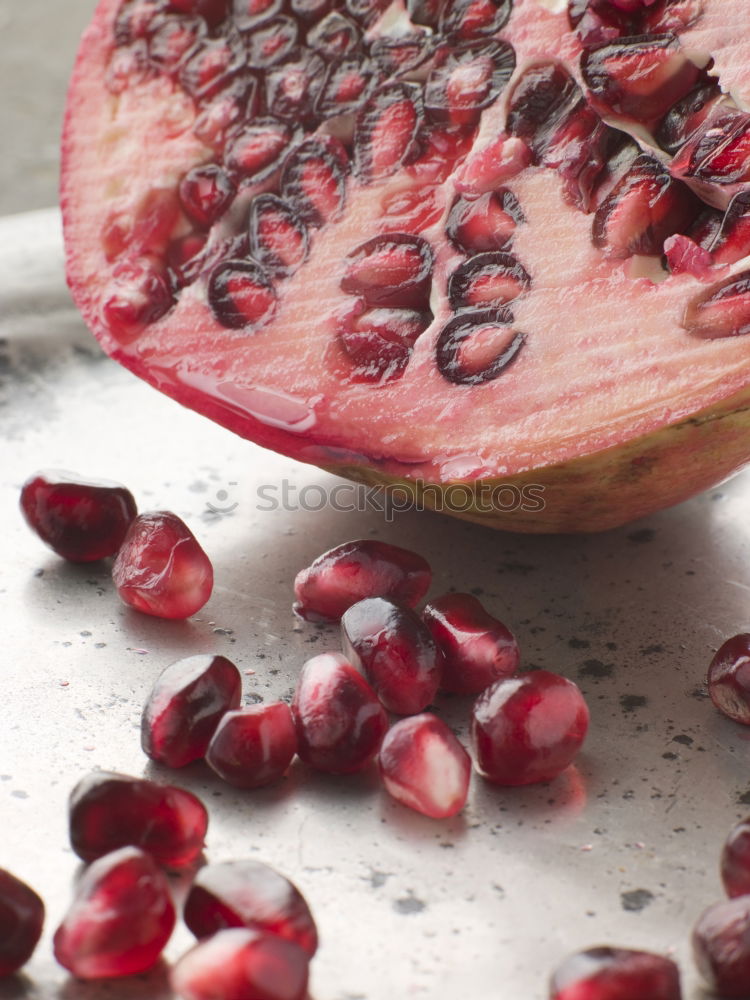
246 16 299 67
193 75 263 151
721 817 750 899
0 870 44 976
142 654 243 768
184 859 318 957
345 0 389 26
656 77 723 155
102 256 175 343
115 0 168 45
112 510 214 619
168 0 230 24
341 597 443 715
684 270 750 340
232 0 284 31
69 771 208 867
294 538 431 623
446 189 524 254
179 32 246 101
339 304 431 383
225 116 295 183
425 40 516 127
568 0 639 43
439 0 512 41
265 47 326 123
316 54 379 118
672 111 750 187
341 233 434 310
706 633 750 723
448 252 530 311
53 847 175 980
148 15 205 74
281 135 350 227
206 703 298 787
550 946 683 1000
207 258 277 330
436 308 525 386
170 928 310 1000
248 194 309 279
307 11 361 58
709 192 750 267
20 470 137 563
423 593 520 695
179 164 236 228
693 896 750 997
472 669 590 785
354 82 424 182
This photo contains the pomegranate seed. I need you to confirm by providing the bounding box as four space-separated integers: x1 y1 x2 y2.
380 187 444 234
693 896 750 997
448 252 531 311
184 859 318 957
248 194 309 279
19 470 137 562
709 192 750 267
472 670 590 785
454 134 532 195
707 633 750 723
0 869 44 976
338 303 431 383
664 234 713 278
225 116 297 184
671 111 750 187
294 539 431 622
379 713 471 818
371 33 434 76
436 308 525 385
167 230 209 286
439 0 512 41
265 48 326 123
142 653 243 768
102 256 175 343
425 40 516 127
316 54 379 119
281 135 350 227
246 16 299 68
206 702 298 787
689 205 726 249
69 771 208 867
656 77 723 155
684 271 750 340
169 0 230 23
721 817 750 898
112 510 213 619
193 75 263 152
179 164 235 229
148 15 205 75
53 847 175 979
115 0 168 45
341 233 434 311
549 946 683 1000
354 82 424 182
207 258 277 330
307 11 361 58
233 0 284 31
341 598 443 715
292 652 388 773
422 593 520 695
446 190 524 254
171 927 310 1000
179 31 246 101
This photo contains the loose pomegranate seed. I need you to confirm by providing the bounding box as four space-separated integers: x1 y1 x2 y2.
472 670 590 785
693 896 750 997
265 48 326 124
206 702 298 787
371 33 434 76
448 252 531 311
316 54 379 119
184 859 318 957
446 190 524 254
338 303 431 383
293 538 431 622
706 633 750 723
208 258 277 331
53 847 175 979
354 82 424 182
684 271 750 340
425 40 516 127
721 817 750 898
379 713 471 818
307 11 361 58
341 598 443 715
179 31 247 101
341 234 434 311
656 77 723 155
225 117 297 184
248 194 309 279
112 510 213 619
281 135 350 227
0 869 44 976
69 771 208 867
292 652 388 773
19 470 137 562
436 308 525 385
171 927 310 1000
179 163 236 229
422 593 520 695
439 0 512 41
549 946 683 1000
246 16 299 68
142 653 243 768
102 256 175 343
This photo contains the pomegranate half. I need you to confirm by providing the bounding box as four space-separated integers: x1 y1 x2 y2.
61 0 750 531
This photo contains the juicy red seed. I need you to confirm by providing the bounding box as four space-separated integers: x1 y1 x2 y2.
422 593 520 695
345 0 389 26
339 304 431 382
549 946 683 1000
225 116 295 182
193 75 263 151
170 928 310 1000
656 77 723 155
179 32 246 101
371 33 435 76
19 470 137 563
472 669 590 785
292 652 388 773
354 82 424 182
439 0 512 41
246 16 299 67
141 654 243 768
425 40 516 127
281 135 349 227
102 257 175 344
380 187 444 234
684 271 750 340
693 896 750 997
341 597 443 715
233 0 284 30
208 258 277 330
179 163 236 228
644 0 703 33
0 870 44 977
446 189 524 254
206 703 298 787
248 194 309 279
448 252 531 311
53 847 175 980
581 32 701 122
69 771 208 867
378 713 471 818
664 234 712 277
112 510 214 619
115 0 168 45
316 54 379 118
265 47 326 123
675 111 750 186
148 15 205 74
721 817 750 899
184 860 318 957
341 233 434 310
307 11 361 57
592 153 700 257
709 192 750 267
436 308 525 385
706 633 750 723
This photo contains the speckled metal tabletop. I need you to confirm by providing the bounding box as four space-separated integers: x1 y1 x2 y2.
2 208 748 1000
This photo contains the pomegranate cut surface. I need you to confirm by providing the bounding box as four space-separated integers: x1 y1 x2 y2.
61 0 750 532
0 869 44 977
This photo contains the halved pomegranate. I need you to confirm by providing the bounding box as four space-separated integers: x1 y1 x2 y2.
61 0 750 532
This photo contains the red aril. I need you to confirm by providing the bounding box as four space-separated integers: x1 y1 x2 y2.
721 817 750 899
707 633 750 724
20 470 137 562
142 653 243 767
206 702 298 787
69 771 208 867
0 869 44 976
183 859 318 957
549 946 683 1000
692 896 750 997
378 713 471 818
112 510 213 618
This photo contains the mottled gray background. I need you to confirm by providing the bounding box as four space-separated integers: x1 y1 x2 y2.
0 0 98 216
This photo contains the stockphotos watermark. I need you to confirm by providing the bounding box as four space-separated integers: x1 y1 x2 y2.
205 480 546 521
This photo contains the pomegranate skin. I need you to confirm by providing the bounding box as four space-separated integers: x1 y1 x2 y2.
0 869 44 977
692 896 750 997
206 702 298 787
141 653 243 768
721 818 750 899
549 946 683 1000
471 670 590 785
707 633 750 724
69 771 208 868
19 469 137 562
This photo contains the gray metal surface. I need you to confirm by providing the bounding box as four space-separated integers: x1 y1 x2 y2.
1 209 746 999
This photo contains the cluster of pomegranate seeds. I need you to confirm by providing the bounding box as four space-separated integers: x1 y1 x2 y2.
707 633 750 723
19 470 137 562
206 702 298 787
0 869 44 976
549 946 683 1000
69 771 208 867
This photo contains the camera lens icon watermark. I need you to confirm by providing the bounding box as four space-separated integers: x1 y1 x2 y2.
206 483 239 515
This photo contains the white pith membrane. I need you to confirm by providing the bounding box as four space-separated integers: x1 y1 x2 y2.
62 0 750 485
